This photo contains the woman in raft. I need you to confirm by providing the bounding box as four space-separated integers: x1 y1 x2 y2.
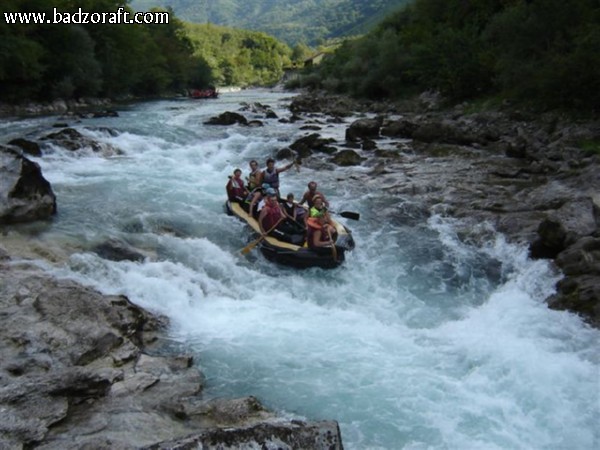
306 215 335 251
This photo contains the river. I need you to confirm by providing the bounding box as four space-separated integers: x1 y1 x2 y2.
2 89 598 449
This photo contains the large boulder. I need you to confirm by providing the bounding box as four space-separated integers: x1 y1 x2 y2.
331 149 365 166
204 111 248 126
345 117 381 142
289 133 337 158
0 147 56 224
8 138 42 157
529 218 568 259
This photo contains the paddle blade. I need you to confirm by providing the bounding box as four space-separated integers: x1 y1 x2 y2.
240 237 261 255
339 211 360 220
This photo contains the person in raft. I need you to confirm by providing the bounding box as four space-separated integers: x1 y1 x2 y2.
299 181 329 209
258 188 303 243
306 215 335 250
282 193 301 223
226 168 249 203
246 159 262 191
308 195 336 237
245 183 269 217
261 158 295 198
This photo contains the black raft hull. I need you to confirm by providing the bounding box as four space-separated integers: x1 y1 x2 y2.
225 200 354 269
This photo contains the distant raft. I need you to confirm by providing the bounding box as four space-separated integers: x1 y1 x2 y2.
225 200 355 269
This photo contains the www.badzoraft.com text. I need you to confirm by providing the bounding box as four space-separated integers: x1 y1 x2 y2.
3 7 169 25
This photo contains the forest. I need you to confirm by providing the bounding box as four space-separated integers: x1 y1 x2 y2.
299 0 600 111
131 0 410 46
0 0 205 102
3 0 598 112
184 23 293 87
0 0 299 103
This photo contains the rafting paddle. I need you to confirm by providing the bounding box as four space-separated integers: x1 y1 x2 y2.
325 226 338 262
240 217 285 255
330 210 360 220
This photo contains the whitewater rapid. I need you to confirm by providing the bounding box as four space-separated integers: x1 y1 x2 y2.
2 90 598 449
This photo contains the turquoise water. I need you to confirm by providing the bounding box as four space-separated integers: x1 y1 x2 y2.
2 90 598 449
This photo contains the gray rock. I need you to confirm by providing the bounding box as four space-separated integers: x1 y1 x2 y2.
331 149 365 166
42 127 121 156
8 138 42 156
0 146 57 224
204 112 248 126
143 420 343 450
92 238 147 262
345 117 381 142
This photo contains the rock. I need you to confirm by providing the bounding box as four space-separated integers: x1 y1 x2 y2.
529 218 568 259
345 117 381 142
42 127 121 156
289 133 336 158
143 420 344 450
330 149 365 166
0 146 57 224
92 109 119 118
8 138 42 156
275 147 296 160
555 237 600 276
92 238 147 262
548 274 600 327
204 112 248 126
362 139 377 150
380 118 419 138
247 120 264 127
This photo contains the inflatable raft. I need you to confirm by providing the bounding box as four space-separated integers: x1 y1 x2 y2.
225 200 355 269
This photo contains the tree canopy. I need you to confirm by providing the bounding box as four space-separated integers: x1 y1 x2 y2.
131 0 411 46
0 0 212 102
184 22 292 87
305 0 600 111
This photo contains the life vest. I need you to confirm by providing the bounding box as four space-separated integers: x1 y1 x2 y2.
283 201 296 217
227 177 246 200
306 217 322 229
306 217 328 249
309 206 326 218
262 168 279 188
262 202 282 231
247 169 261 190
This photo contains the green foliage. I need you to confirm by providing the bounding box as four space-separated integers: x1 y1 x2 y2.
130 0 411 46
0 0 214 102
307 0 600 111
184 22 292 87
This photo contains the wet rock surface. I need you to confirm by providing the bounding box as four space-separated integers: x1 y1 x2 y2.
0 254 345 449
0 146 57 224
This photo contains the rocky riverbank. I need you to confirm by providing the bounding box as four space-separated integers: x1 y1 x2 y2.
281 91 599 327
0 251 343 449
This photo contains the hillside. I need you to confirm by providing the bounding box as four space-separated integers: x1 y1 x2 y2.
130 0 411 45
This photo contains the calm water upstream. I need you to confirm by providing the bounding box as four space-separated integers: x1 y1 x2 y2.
2 89 598 449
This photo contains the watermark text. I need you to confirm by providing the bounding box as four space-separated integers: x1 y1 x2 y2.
3 7 169 25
